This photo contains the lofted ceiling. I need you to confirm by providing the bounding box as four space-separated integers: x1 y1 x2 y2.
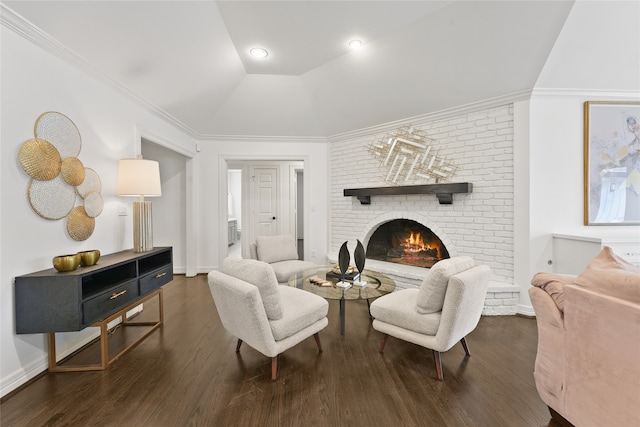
3 0 575 138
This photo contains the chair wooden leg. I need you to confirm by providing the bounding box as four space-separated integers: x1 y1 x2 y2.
236 339 243 353
271 356 278 380
460 337 470 356
379 334 389 353
433 350 444 381
313 333 323 353
548 406 574 427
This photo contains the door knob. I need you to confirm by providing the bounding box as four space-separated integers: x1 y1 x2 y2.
272 216 276 220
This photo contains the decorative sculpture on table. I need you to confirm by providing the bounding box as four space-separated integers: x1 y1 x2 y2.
353 239 367 287
336 241 351 289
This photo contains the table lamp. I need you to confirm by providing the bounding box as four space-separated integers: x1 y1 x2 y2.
117 156 161 252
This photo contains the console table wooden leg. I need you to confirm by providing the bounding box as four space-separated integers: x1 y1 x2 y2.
47 333 57 370
100 321 109 369
159 288 164 323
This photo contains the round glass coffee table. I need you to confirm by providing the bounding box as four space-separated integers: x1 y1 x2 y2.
288 267 396 335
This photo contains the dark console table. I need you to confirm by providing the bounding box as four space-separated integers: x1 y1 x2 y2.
15 247 173 372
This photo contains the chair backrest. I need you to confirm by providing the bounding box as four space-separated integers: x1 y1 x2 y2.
253 234 299 263
207 264 279 357
415 256 475 314
435 264 491 351
221 257 282 320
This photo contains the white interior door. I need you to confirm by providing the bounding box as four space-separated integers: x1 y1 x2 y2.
252 167 279 237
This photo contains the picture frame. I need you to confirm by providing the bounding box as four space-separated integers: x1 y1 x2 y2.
584 101 640 225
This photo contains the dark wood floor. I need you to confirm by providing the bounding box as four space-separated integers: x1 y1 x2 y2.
1 274 560 427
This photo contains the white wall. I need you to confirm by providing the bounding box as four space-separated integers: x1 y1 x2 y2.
195 139 329 272
0 26 196 396
518 0 640 309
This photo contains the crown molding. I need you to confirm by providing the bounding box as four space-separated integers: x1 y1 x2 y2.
1 4 200 139
531 87 640 100
327 87 640 142
327 89 532 142
197 134 327 143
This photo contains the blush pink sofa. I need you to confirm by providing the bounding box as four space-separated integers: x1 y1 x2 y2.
529 247 640 427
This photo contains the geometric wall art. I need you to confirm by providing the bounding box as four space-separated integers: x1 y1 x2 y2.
368 125 457 184
18 112 103 241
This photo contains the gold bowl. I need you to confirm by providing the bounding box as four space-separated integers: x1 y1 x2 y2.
78 250 100 266
52 254 81 272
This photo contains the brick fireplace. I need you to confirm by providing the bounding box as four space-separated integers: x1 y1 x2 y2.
329 104 519 315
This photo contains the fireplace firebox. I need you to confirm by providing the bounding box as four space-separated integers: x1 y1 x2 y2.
366 219 449 268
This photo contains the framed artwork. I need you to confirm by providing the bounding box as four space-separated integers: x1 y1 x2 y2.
584 101 640 225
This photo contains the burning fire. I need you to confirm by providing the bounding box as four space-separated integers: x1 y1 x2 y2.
403 231 436 255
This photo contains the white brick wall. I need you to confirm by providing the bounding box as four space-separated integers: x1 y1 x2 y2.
329 104 518 315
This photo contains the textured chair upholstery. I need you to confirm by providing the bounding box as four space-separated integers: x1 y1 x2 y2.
370 257 490 380
249 234 318 284
208 257 329 379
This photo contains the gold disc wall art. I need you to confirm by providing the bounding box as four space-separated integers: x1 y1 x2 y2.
61 157 85 186
67 206 95 241
19 112 103 241
18 138 61 181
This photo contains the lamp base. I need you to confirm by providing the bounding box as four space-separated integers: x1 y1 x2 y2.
133 201 153 252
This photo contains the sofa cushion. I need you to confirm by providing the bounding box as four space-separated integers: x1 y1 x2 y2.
574 246 640 304
415 256 475 314
221 257 282 320
256 235 299 264
531 272 576 313
370 289 441 335
269 286 328 341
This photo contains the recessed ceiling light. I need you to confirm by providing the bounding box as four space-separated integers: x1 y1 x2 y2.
349 40 363 50
250 47 268 58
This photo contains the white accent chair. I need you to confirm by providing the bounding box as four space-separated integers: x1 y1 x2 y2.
249 234 318 285
370 257 490 381
208 257 329 380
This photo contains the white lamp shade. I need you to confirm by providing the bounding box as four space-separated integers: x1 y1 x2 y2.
117 158 162 197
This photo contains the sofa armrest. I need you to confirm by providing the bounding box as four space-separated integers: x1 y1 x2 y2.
563 285 640 427
529 286 566 414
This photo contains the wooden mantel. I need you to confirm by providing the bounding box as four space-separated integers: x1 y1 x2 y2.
343 183 472 205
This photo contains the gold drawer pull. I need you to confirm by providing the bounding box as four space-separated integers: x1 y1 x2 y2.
110 290 127 300
156 272 167 279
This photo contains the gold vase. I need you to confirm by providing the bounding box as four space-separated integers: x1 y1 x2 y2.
78 250 100 266
52 254 81 272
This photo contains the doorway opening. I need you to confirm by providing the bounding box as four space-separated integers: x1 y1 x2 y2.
225 160 304 260
227 168 242 258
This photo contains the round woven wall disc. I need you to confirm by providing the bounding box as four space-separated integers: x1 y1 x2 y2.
67 206 95 241
83 191 104 218
34 111 82 159
28 175 76 220
18 138 61 181
76 167 101 198
61 157 85 186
